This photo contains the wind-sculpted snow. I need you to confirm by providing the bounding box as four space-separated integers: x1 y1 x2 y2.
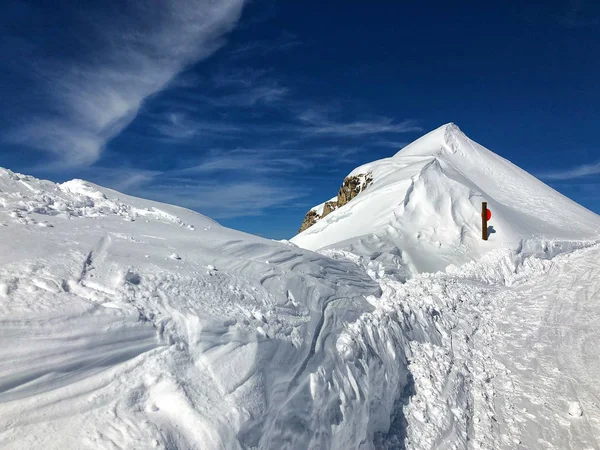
1 127 600 450
0 165 475 449
325 240 600 449
0 167 400 449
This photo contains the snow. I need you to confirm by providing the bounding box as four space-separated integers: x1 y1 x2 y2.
1 123 600 449
292 123 600 278
464 244 600 448
569 402 583 418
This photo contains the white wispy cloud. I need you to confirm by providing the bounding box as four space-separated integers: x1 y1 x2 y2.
372 140 410 149
540 160 600 180
59 166 162 193
226 31 300 59
82 151 312 219
132 180 303 219
2 0 246 167
167 68 289 110
178 149 312 174
297 109 422 137
294 145 363 161
154 112 242 142
210 67 273 88
148 67 418 147
145 68 288 133
215 84 289 107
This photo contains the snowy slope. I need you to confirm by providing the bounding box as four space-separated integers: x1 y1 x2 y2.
0 168 399 449
287 123 600 449
292 123 600 278
468 243 600 449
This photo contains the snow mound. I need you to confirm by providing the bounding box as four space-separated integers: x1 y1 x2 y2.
292 123 600 277
0 167 406 449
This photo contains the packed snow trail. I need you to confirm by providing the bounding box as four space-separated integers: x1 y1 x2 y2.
470 243 600 449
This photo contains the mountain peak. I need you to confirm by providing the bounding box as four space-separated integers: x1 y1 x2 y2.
293 124 600 277
393 122 467 158
441 121 460 132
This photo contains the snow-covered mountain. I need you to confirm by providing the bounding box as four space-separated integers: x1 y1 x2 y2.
1 123 600 450
292 123 600 279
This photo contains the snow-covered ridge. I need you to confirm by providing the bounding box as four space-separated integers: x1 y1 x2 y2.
0 168 196 229
292 123 600 278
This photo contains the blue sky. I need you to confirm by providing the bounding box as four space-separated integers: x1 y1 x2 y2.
1 1 599 239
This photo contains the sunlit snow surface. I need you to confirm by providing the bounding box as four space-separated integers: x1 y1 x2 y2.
1 124 600 450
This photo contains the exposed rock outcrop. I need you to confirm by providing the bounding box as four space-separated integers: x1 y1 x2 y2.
322 200 338 218
298 210 320 233
337 174 373 206
297 173 373 234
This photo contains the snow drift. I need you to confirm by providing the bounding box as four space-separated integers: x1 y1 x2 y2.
0 168 401 449
292 123 600 279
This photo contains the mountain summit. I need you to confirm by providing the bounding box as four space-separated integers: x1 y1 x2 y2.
292 123 600 278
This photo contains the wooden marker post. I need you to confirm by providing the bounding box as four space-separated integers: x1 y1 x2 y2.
482 202 488 241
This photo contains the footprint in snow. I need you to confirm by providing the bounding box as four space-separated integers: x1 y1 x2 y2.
568 401 583 417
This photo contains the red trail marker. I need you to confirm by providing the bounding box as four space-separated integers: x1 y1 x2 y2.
482 202 491 240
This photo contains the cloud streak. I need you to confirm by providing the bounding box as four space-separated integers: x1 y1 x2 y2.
85 164 305 219
297 109 422 137
137 180 303 219
540 160 600 180
1 0 246 167
226 31 301 60
177 149 312 175
81 147 315 219
153 112 242 142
